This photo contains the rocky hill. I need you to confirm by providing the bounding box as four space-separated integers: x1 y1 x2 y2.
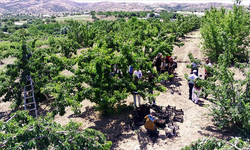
0 0 235 15
0 0 87 15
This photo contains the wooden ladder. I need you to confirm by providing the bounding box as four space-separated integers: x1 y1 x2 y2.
23 75 37 117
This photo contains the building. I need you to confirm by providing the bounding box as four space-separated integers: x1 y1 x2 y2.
154 13 160 18
43 15 51 18
14 22 23 26
99 15 107 18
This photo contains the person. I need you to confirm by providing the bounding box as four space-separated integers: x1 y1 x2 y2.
204 59 212 80
168 57 176 83
147 71 155 104
128 65 134 77
133 91 141 107
132 71 141 107
192 73 203 104
188 70 197 100
191 57 200 75
140 65 143 72
155 53 162 74
144 109 157 135
27 53 32 60
193 68 198 76
114 64 123 78
204 59 212 99
133 69 143 79
166 55 172 63
160 58 167 74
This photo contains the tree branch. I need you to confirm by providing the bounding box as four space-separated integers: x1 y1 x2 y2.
6 114 16 123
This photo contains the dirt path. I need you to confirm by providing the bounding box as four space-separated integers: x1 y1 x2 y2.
0 30 230 150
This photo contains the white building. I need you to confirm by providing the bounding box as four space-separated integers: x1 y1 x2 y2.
43 15 51 18
14 22 23 26
154 13 160 18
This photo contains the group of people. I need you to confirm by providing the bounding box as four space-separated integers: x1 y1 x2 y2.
188 58 212 104
114 55 213 136
128 64 156 106
154 53 177 83
128 53 178 107
143 58 213 137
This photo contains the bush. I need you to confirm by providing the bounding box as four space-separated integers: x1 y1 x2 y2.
35 40 43 47
0 111 112 150
182 137 250 150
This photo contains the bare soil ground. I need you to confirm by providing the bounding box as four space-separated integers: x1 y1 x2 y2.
0 30 235 150
0 57 16 70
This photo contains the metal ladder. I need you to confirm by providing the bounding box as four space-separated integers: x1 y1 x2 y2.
23 75 37 117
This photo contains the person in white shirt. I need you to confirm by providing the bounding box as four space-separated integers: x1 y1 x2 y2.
188 70 198 100
133 69 142 107
205 59 212 80
133 69 143 79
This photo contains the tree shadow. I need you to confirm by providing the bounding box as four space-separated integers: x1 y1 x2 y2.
162 73 183 95
198 125 238 140
182 36 200 40
136 129 151 149
37 99 55 117
176 60 190 64
110 132 138 149
0 109 16 122
67 104 136 145
68 106 96 122
68 105 171 149
135 127 177 149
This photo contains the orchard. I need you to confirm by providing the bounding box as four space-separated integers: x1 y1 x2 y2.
0 1 250 149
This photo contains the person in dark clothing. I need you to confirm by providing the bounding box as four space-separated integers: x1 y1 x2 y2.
128 65 134 76
140 65 143 71
114 64 123 78
148 71 155 104
27 53 32 60
166 55 171 63
27 49 32 60
168 57 176 83
191 57 200 75
204 59 212 98
155 53 162 74
204 59 212 80
160 58 167 74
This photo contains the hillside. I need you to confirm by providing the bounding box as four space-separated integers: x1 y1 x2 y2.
0 0 234 15
0 0 88 15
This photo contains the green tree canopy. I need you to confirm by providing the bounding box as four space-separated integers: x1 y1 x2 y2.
0 111 112 150
200 4 250 62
